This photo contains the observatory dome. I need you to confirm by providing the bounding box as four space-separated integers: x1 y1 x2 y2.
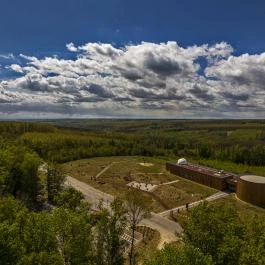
177 158 188 165
237 175 265 207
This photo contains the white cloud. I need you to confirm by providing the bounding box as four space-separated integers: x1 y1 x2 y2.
0 41 264 118
77 42 123 59
66 42 78 52
205 52 265 89
8 64 24 73
0 53 15 60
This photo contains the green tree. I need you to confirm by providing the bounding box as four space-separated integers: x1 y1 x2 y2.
144 244 214 265
19 152 41 201
239 217 265 265
53 207 94 265
18 252 63 265
183 202 245 265
94 198 127 265
124 189 150 265
0 197 28 264
0 221 24 265
21 212 58 255
54 187 86 210
47 165 65 203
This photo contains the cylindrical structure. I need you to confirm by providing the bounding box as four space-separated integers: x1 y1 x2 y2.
237 175 265 207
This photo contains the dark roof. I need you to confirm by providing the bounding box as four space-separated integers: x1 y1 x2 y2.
168 161 237 179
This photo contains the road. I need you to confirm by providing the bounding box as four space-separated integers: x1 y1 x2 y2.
66 176 182 246
65 176 114 210
141 213 182 248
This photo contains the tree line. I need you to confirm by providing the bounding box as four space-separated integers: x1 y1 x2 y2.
1 121 265 166
22 130 265 166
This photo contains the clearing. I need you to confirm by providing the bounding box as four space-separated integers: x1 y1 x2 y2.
62 156 217 212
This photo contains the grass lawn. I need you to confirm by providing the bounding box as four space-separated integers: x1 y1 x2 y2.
62 156 217 213
212 194 265 222
153 177 217 209
175 194 265 227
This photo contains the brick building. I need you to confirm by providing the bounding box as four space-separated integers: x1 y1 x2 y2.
166 158 237 191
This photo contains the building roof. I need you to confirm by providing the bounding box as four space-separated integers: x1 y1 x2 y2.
168 161 237 179
240 175 265 184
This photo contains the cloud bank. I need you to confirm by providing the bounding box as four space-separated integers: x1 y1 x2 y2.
0 41 264 118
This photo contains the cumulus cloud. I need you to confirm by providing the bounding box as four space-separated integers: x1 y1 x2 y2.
78 42 123 59
0 41 264 118
8 64 24 73
205 52 265 89
66 42 78 52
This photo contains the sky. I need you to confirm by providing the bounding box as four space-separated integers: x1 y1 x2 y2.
1 0 265 119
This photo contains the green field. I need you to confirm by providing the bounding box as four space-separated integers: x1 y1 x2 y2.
62 156 217 212
175 193 265 228
212 194 265 221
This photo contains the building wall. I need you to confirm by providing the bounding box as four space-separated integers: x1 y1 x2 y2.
166 162 229 190
237 178 265 207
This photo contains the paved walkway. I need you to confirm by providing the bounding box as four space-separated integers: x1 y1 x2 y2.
159 180 179 186
158 191 231 217
94 162 115 180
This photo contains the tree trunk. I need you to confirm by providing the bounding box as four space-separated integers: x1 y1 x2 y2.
129 224 136 265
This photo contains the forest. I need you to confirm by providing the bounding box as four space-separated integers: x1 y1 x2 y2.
15 119 265 167
0 120 265 265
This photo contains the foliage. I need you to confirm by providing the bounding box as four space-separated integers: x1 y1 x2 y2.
54 186 86 210
47 164 65 203
94 198 127 265
0 196 127 265
0 142 41 202
19 120 265 167
144 244 214 265
183 202 265 265
239 217 265 265
124 188 151 265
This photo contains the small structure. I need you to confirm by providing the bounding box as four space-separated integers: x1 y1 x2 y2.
237 175 265 207
127 181 158 192
177 158 188 165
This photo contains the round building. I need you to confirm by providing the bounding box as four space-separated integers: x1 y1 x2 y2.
237 175 265 207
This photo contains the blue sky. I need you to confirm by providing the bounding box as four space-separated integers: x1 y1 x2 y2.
1 0 265 118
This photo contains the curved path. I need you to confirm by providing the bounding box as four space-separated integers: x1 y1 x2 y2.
65 176 114 209
66 176 182 246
